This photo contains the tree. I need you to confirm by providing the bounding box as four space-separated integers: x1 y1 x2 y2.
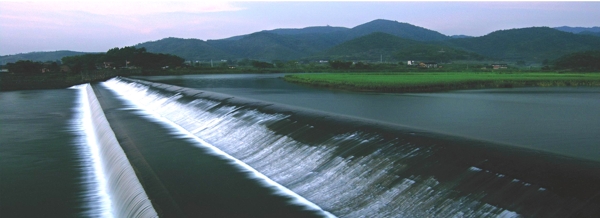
47 62 60 72
101 46 147 68
329 60 353 70
5 60 43 74
251 60 274 68
61 47 184 71
353 62 370 70
61 53 103 73
133 52 184 69
273 60 286 68
553 50 600 71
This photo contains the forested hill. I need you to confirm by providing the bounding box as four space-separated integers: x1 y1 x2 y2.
222 20 446 42
138 22 600 62
267 26 350 36
346 19 449 42
0 51 89 64
554 26 600 34
446 27 600 61
3 20 600 64
134 37 233 61
314 32 482 62
135 19 451 61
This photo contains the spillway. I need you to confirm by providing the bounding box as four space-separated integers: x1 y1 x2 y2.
75 84 158 218
97 77 600 218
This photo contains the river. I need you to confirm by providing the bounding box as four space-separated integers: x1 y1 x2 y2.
2 73 599 217
136 73 600 162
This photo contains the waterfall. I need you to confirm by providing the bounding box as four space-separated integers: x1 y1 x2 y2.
75 84 158 218
101 77 600 218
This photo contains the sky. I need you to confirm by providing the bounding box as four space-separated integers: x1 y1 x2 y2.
1 1 599 56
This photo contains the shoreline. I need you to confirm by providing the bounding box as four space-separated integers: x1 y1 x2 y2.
283 72 600 93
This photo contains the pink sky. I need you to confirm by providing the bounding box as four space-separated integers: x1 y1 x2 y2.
1 1 599 56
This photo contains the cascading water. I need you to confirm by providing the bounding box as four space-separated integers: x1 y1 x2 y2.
101 77 600 218
76 84 158 218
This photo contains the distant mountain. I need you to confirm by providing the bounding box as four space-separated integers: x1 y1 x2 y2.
222 26 349 41
223 20 449 43
451 35 473 39
133 19 453 61
0 51 89 64
207 31 321 60
554 26 600 34
316 32 481 62
579 31 600 37
135 37 232 61
267 26 349 35
346 19 449 42
446 27 600 61
6 20 600 64
139 32 342 61
553 50 600 71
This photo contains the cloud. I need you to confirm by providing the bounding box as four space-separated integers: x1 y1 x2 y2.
0 1 245 35
1 1 244 16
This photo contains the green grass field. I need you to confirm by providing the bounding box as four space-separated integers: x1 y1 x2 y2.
283 72 600 93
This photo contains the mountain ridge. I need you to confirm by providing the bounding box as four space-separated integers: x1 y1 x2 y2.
3 20 600 64
446 27 600 61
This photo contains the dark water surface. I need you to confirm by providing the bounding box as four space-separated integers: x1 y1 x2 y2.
116 76 600 217
0 89 88 217
3 73 600 218
136 74 600 162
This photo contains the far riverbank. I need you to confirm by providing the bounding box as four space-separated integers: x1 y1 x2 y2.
283 72 600 93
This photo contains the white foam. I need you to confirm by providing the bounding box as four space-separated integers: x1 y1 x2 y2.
74 84 158 218
101 79 335 218
101 78 525 218
72 84 112 217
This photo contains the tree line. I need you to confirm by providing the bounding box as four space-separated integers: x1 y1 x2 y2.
552 50 600 71
4 60 60 74
62 47 184 73
4 47 184 74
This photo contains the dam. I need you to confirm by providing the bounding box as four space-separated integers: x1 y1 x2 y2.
2 75 600 217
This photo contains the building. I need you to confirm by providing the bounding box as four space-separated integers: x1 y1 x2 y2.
423 62 438 68
103 62 114 69
491 64 508 69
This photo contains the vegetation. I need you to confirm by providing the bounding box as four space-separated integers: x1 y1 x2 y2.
446 27 600 62
5 60 56 74
0 69 130 91
5 21 600 66
3 21 600 92
130 23 600 64
0 50 88 63
346 19 449 41
283 72 600 93
314 32 483 62
62 46 184 72
1 47 182 91
553 50 600 71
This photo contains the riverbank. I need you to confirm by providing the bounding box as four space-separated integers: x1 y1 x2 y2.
0 69 138 91
283 72 600 93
